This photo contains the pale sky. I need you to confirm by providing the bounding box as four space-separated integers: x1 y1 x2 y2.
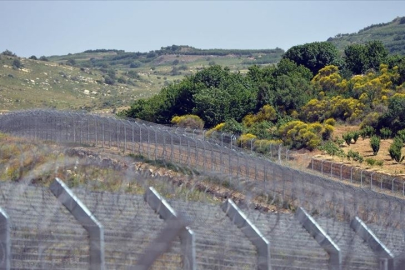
1 1 404 57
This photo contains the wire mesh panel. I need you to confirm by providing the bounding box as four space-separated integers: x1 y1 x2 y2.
0 181 89 269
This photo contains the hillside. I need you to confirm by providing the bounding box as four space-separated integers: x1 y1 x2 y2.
0 46 284 112
328 16 405 55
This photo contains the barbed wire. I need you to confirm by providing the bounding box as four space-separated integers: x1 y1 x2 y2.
0 109 404 269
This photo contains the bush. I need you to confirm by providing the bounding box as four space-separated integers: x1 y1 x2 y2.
171 114 204 129
388 137 404 163
29 55 37 60
365 158 377 166
360 126 375 140
370 136 381 155
342 132 353 146
324 118 336 126
376 160 384 166
237 133 257 148
318 141 345 157
39 56 49 61
397 129 405 142
12 59 22 69
352 131 360 144
130 61 142 68
380 128 392 139
322 124 334 140
347 149 364 163
222 118 245 135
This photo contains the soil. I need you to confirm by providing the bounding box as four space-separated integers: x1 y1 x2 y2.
292 124 405 179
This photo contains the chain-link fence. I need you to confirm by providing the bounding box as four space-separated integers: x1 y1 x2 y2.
0 109 404 269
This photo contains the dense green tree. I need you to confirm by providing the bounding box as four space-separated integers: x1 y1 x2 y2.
377 94 405 133
344 41 388 74
344 44 367 74
124 65 257 127
282 42 341 75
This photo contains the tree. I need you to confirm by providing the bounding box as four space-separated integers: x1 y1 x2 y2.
283 42 341 75
377 94 405 133
1 49 16 56
29 55 37 60
366 40 388 71
344 41 388 74
39 56 49 61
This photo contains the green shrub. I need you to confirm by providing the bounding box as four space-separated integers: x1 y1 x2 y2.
380 128 392 139
389 137 404 163
352 131 360 144
342 132 353 146
365 158 377 166
360 126 375 139
370 136 381 155
347 150 363 163
397 129 405 142
376 160 384 166
324 118 336 126
318 141 345 157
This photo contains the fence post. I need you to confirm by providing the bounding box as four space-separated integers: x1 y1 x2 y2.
144 187 196 270
0 207 10 270
124 121 127 153
295 207 341 270
371 172 376 190
50 178 105 270
350 217 394 270
221 199 271 270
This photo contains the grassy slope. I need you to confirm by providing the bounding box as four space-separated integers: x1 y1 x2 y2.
0 48 283 112
328 16 405 54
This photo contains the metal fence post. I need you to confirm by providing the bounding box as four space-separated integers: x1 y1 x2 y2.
295 207 341 270
221 199 271 270
371 172 376 190
0 207 10 270
350 217 394 270
50 178 105 270
144 187 196 270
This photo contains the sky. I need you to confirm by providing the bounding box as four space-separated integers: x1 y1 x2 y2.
1 1 405 57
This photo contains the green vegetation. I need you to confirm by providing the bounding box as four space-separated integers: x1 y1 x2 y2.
347 150 364 163
328 16 405 55
370 136 381 156
388 137 405 163
123 38 405 153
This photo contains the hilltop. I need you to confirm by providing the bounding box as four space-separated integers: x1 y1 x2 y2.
328 16 405 55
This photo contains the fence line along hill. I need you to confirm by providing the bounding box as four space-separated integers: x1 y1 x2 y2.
0 109 404 270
